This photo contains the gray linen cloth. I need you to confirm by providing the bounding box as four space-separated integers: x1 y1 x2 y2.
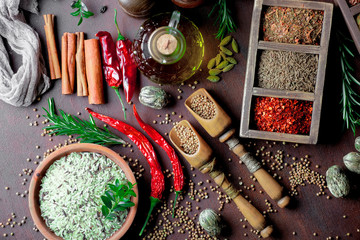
20 0 39 14
0 0 50 107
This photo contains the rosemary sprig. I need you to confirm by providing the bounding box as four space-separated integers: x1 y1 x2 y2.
337 31 360 135
101 179 136 220
42 98 127 145
70 0 94 26
208 0 237 39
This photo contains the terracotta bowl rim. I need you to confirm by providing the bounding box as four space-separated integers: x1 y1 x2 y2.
28 143 138 240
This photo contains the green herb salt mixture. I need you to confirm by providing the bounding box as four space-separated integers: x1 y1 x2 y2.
39 152 128 240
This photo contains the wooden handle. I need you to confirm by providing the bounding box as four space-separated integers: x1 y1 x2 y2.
254 168 291 208
230 139 290 208
208 167 272 237
233 195 273 238
169 121 273 237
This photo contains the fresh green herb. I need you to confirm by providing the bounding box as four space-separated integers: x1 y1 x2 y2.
101 179 137 220
43 98 127 145
208 0 237 39
337 31 360 135
70 0 94 26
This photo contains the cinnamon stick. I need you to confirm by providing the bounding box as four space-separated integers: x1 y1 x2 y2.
76 32 88 96
67 33 76 93
85 39 105 104
43 14 61 79
61 33 71 94
44 26 54 78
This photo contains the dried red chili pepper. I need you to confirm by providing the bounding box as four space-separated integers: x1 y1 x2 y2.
133 105 184 217
253 97 313 135
96 31 126 119
85 108 165 236
114 9 137 103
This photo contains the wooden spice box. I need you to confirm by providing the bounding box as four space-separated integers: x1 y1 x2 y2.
240 0 333 144
335 0 360 53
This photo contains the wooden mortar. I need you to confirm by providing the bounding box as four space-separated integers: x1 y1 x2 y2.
169 120 273 238
185 88 290 208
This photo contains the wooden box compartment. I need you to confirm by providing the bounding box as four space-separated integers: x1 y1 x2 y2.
336 0 360 54
240 0 333 144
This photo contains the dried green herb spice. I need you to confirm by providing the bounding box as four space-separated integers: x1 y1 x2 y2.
355 136 360 152
207 58 216 69
139 86 169 109
207 76 221 82
257 50 318 92
262 7 324 45
326 165 350 198
343 152 360 174
199 209 222 236
206 35 238 82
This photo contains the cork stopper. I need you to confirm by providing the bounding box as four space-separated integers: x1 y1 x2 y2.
156 34 178 55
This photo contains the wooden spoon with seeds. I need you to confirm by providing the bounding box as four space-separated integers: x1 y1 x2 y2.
185 88 291 208
169 120 273 238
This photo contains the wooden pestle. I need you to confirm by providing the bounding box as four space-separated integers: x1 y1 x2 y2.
169 120 273 238
185 88 290 208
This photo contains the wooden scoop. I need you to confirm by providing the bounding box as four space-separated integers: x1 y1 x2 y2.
185 88 290 208
169 120 273 238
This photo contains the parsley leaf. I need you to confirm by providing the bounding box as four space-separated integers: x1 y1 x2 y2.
70 0 94 26
101 180 137 220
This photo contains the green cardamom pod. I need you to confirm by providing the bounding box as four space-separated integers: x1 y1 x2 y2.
199 209 222 236
220 46 233 56
219 52 226 61
216 60 229 69
343 152 360 174
207 58 216 69
209 69 222 76
207 76 220 82
226 57 237 64
222 64 235 72
215 54 222 66
326 165 350 198
219 35 232 46
232 38 239 53
355 136 360 152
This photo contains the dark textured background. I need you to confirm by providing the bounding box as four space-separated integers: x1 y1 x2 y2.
0 0 360 239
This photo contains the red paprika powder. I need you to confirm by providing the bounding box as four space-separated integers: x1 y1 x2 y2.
253 97 313 135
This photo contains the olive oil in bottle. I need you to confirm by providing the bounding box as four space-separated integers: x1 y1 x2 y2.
133 11 204 84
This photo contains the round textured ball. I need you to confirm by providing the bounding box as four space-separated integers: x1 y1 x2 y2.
139 86 169 109
343 152 360 174
326 165 350 198
355 136 360 152
199 209 222 236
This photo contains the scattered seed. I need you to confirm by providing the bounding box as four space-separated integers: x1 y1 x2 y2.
222 64 235 72
100 6 107 13
209 69 222 76
215 54 222 66
207 58 216 69
207 76 220 82
232 38 239 53
226 57 237 64
216 60 229 69
220 46 233 56
220 35 232 46
219 51 227 60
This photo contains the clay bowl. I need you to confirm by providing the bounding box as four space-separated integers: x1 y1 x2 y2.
29 143 138 240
